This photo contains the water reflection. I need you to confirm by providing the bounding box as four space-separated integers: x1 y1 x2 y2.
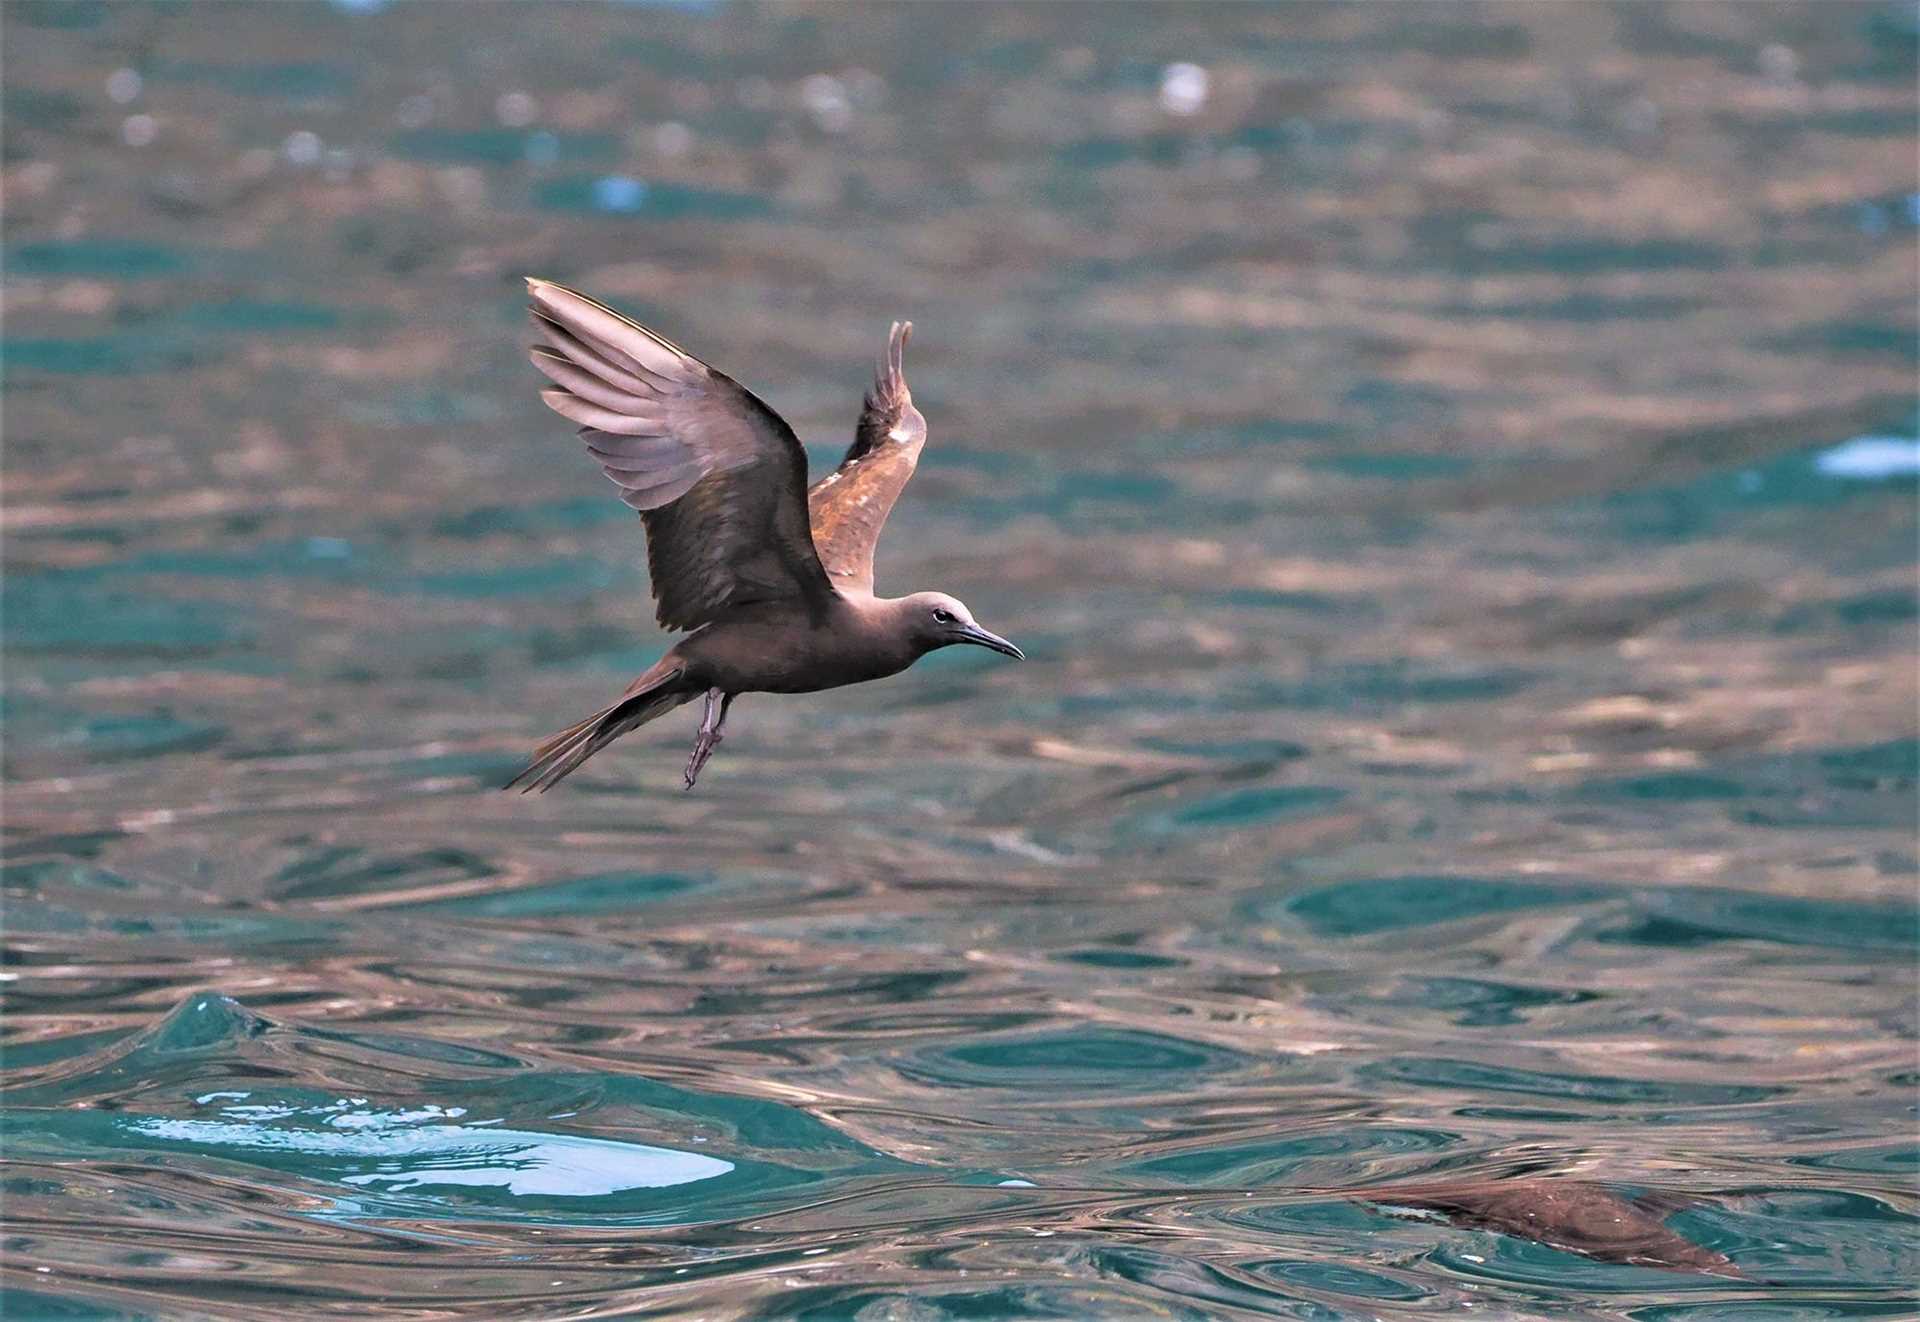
4 0 1916 1315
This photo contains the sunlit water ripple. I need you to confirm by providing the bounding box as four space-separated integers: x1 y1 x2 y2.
4 1 1916 1317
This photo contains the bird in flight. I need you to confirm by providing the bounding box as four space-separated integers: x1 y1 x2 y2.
506 278 1023 793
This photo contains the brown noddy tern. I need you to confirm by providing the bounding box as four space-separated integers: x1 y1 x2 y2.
505 278 1023 793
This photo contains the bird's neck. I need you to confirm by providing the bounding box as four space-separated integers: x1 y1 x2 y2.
839 592 929 666
842 590 907 630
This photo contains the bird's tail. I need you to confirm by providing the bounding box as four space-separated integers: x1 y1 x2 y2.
504 666 693 793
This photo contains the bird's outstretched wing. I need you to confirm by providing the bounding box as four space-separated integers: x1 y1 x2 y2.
806 321 926 595
526 278 836 631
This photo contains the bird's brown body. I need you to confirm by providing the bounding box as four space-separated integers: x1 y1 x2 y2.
656 596 925 696
505 279 1022 792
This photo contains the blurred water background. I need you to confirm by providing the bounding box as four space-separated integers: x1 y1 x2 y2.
4 2 1918 1316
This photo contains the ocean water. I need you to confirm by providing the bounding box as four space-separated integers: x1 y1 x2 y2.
3 2 1916 1317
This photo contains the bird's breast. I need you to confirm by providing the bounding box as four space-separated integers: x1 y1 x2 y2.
678 611 911 695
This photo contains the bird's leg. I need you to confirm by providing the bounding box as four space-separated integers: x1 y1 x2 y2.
683 689 733 790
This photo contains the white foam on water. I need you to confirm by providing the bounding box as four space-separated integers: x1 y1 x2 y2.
124 1106 734 1197
1813 436 1920 480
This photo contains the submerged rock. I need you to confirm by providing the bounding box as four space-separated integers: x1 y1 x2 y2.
1366 1177 1740 1277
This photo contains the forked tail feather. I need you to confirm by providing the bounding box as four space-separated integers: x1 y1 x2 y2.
504 667 692 793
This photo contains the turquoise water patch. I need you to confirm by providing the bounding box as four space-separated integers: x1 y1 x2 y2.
10 0 107 27
1594 889 1919 953
1585 771 1750 802
1309 450 1472 481
24 903 336 950
1768 318 1918 363
6 239 190 279
1075 1241 1347 1316
177 299 352 333
0 1026 142 1074
1578 740 1917 830
148 59 355 99
57 711 226 762
1774 585 1917 633
7 5 1913 1311
1245 1259 1432 1302
4 335 220 375
1054 133 1184 171
2 859 139 893
1273 876 1611 938
1380 977 1601 1028
403 557 614 600
1647 1192 1920 1299
393 871 703 918
269 845 496 903
1052 470 1181 507
1164 785 1347 829
1599 433 1918 541
1139 736 1310 762
1120 1127 1458 1186
1361 1057 1781 1107
1245 663 1537 711
1218 1196 1403 1239
608 33 712 71
2 994 906 1227
1425 1233 1727 1295
775 1283 1176 1320
1056 947 1183 969
1445 293 1703 322
897 1027 1249 1092
4 86 84 129
1818 738 1919 788
0 1290 121 1321
1787 1144 1920 1176
6 578 255 659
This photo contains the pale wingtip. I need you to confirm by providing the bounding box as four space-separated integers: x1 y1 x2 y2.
525 276 575 312
879 320 912 392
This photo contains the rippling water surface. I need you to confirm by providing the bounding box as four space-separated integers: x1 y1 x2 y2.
5 3 1917 1316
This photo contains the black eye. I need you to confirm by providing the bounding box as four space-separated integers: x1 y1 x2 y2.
932 608 955 624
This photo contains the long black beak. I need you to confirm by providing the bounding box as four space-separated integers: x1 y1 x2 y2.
955 623 1024 660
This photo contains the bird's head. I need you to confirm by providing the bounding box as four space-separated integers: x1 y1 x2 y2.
898 592 1024 660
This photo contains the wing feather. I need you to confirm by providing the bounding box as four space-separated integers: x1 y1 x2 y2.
529 347 659 413
538 388 673 435
805 320 927 595
530 312 663 396
525 277 835 630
